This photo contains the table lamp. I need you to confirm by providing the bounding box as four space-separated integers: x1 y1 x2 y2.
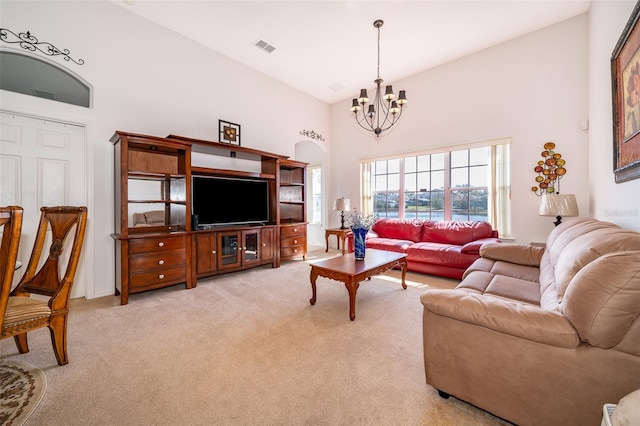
334 197 351 229
539 194 578 226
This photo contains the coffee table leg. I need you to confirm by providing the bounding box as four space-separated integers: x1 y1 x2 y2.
325 232 329 252
310 268 318 305
401 259 408 289
345 279 360 321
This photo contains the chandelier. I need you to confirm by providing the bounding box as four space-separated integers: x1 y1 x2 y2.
351 19 407 137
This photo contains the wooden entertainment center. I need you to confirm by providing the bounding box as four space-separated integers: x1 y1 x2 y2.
111 131 307 305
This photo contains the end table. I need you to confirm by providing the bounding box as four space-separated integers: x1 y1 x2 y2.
325 228 351 255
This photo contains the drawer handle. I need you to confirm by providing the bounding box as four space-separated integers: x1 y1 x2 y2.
212 250 216 254
262 243 266 247
158 260 165 265
293 228 297 232
158 242 165 247
293 239 297 244
293 249 297 253
159 274 165 279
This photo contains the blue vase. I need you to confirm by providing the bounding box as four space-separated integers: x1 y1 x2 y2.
351 227 369 260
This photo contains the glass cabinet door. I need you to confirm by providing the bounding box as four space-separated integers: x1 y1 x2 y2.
243 231 259 263
219 233 240 267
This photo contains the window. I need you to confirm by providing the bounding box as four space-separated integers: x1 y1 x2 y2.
361 141 511 237
309 166 322 224
0 51 91 108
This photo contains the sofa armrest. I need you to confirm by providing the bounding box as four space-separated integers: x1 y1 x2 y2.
420 289 579 348
479 242 544 267
461 237 500 254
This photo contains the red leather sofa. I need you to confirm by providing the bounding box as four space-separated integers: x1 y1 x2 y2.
348 218 499 279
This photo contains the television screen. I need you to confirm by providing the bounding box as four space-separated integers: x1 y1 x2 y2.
192 176 269 226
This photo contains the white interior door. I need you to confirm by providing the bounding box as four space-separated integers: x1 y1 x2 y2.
0 111 87 298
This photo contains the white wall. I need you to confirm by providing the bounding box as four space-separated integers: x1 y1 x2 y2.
589 1 640 231
0 1 330 298
330 15 590 244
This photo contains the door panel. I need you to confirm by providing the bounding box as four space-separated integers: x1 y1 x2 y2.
0 111 87 298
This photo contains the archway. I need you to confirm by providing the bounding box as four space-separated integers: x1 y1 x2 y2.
295 139 327 248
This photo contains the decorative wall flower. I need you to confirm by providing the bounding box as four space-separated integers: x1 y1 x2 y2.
531 142 567 195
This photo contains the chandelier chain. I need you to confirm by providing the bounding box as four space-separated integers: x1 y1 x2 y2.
377 24 381 80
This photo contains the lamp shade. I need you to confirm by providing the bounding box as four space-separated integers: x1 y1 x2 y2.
538 194 579 217
334 197 351 212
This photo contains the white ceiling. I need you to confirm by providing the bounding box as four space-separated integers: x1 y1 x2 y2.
113 0 591 104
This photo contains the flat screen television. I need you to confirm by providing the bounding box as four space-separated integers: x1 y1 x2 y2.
192 176 269 227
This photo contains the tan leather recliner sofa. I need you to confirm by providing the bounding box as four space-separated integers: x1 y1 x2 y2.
420 217 640 426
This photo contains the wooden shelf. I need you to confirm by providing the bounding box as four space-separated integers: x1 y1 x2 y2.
127 200 186 204
128 172 186 180
191 166 275 180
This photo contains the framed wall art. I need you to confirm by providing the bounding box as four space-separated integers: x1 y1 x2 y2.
612 1 640 183
218 120 241 146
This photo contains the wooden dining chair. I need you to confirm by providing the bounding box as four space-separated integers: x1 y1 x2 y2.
0 206 24 334
3 206 87 365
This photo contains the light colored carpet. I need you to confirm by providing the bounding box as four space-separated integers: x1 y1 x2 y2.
0 359 46 426
0 248 510 425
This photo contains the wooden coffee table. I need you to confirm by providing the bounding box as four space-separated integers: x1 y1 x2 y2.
309 249 408 320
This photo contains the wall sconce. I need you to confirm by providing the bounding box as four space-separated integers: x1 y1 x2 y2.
334 197 351 229
539 194 579 226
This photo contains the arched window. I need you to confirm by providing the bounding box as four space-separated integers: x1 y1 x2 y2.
0 50 91 108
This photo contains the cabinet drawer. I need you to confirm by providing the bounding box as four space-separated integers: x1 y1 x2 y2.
281 236 306 248
129 249 186 274
281 245 304 258
129 265 186 288
280 225 305 237
129 235 186 254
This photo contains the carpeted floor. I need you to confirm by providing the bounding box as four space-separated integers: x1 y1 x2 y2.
0 248 510 425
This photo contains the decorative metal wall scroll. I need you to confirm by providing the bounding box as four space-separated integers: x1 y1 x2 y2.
299 129 325 141
0 28 85 65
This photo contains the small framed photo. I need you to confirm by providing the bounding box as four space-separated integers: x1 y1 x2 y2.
218 120 241 146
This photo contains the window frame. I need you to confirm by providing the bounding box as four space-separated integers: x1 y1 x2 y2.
360 139 511 237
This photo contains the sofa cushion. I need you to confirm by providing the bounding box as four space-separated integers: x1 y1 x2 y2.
371 219 423 242
460 238 500 255
144 210 165 224
479 243 544 267
365 237 413 254
421 220 493 245
562 251 640 352
458 270 541 305
407 242 477 269
543 218 640 302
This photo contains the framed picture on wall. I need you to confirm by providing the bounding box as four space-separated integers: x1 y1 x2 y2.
612 1 640 183
218 120 241 146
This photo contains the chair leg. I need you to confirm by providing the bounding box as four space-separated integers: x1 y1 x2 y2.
13 333 29 354
48 314 69 366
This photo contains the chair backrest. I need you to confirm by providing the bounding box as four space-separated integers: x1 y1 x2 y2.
13 206 87 309
0 206 24 324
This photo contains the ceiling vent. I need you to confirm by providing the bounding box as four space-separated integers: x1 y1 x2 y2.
254 40 276 54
